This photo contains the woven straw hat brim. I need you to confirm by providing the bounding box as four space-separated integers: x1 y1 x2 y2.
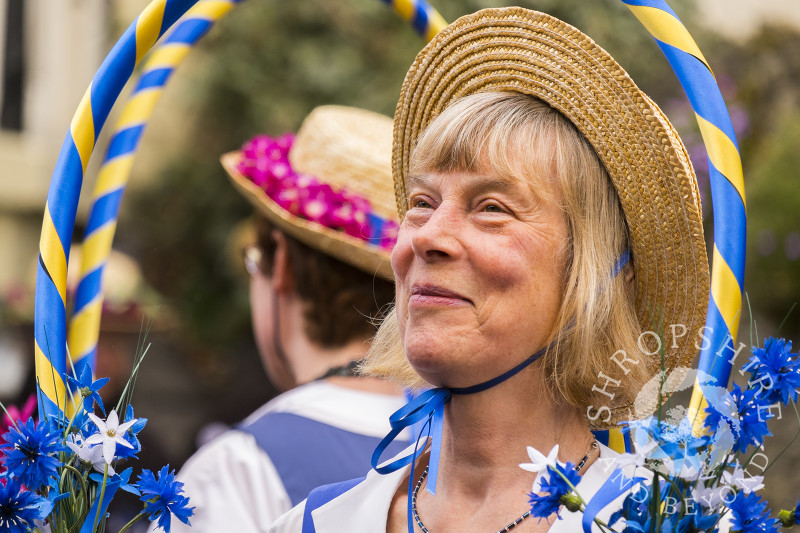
221 151 394 281
393 8 710 426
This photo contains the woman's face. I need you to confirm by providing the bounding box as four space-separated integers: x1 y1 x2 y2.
392 164 569 388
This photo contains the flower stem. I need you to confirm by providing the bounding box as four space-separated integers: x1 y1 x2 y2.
92 464 109 532
63 396 86 438
592 517 618 533
61 463 87 497
549 465 588 507
117 512 146 533
0 401 21 431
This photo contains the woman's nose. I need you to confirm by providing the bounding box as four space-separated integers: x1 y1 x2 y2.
410 204 463 262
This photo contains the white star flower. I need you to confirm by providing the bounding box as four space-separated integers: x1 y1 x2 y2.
85 409 137 465
676 462 700 482
520 444 560 473
613 451 647 471
520 445 561 492
67 435 116 475
691 481 732 510
722 464 765 494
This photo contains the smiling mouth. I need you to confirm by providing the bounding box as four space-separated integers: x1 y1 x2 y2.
410 285 472 305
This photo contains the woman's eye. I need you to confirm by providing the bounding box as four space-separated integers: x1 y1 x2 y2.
482 203 504 213
411 198 433 209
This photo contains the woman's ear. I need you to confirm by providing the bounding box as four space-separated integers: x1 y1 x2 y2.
624 262 634 285
270 230 295 294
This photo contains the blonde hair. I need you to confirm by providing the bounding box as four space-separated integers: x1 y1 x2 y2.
364 92 650 424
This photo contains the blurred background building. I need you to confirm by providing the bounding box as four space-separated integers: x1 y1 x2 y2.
1 0 799 516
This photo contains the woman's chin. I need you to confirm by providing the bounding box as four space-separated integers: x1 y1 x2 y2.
405 349 478 389
404 345 454 381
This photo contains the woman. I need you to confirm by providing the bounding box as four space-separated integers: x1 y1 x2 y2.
271 8 709 532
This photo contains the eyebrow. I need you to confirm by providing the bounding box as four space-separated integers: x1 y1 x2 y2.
407 172 524 195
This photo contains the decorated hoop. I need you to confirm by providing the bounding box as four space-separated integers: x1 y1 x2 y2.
37 0 743 445
66 0 241 396
620 0 745 427
35 0 446 419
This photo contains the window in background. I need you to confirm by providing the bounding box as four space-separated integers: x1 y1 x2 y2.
1 0 24 131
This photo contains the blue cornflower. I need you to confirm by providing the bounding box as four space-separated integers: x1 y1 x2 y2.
67 364 110 415
794 499 800 522
115 406 147 461
608 486 651 532
728 491 779 533
730 384 773 453
658 418 711 472
676 511 720 533
0 477 53 532
527 461 581 521
704 403 725 433
1 418 65 490
137 466 194 532
747 338 800 405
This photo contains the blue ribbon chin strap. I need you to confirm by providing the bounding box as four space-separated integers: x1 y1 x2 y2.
370 345 549 497
370 346 548 533
370 250 631 533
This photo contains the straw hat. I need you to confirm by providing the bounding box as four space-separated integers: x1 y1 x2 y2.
392 8 710 423
221 105 398 280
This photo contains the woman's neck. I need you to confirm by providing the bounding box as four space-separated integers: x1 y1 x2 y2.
390 368 596 532
435 368 594 506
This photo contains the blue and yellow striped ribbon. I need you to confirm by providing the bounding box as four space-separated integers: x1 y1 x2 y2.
379 0 447 42
45 0 447 421
621 0 746 431
67 0 240 390
34 0 202 419
67 0 447 382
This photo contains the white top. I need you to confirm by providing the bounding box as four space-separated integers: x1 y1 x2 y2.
154 381 408 533
270 443 648 533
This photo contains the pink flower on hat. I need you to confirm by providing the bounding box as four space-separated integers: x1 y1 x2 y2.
236 134 395 250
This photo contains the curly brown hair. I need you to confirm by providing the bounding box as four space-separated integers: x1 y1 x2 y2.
254 216 395 348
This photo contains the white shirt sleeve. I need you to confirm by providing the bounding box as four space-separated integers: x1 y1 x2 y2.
268 500 306 533
148 431 292 533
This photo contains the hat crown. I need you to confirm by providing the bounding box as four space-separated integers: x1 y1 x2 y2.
392 6 710 425
221 105 398 280
290 105 397 221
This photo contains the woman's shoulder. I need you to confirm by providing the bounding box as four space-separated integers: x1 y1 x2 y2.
269 498 305 532
270 465 408 533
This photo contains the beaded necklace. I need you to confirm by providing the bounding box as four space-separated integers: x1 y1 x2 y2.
410 440 599 533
